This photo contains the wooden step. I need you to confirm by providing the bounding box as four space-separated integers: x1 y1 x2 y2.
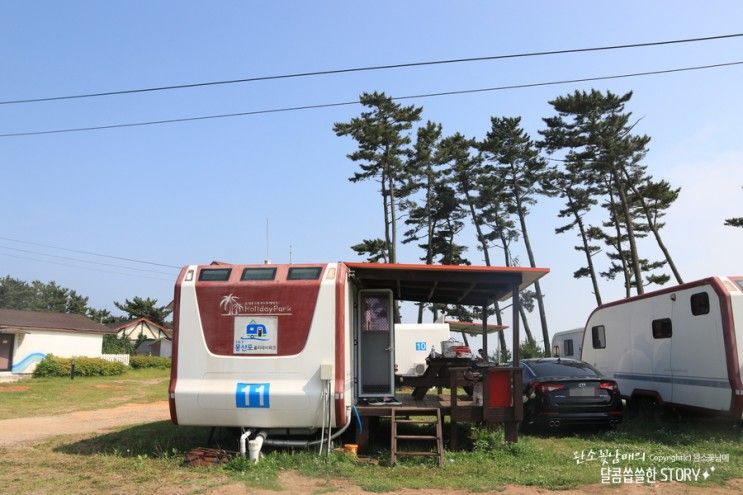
395 434 438 440
394 407 439 413
390 407 444 467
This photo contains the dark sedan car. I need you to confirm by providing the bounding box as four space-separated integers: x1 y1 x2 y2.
519 358 623 429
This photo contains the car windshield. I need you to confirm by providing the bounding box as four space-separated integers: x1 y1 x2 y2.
525 360 601 378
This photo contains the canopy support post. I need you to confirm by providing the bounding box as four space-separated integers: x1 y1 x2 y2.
481 306 488 359
505 285 521 443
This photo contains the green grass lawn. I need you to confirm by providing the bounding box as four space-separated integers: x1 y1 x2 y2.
0 416 738 494
0 367 169 420
1 373 741 492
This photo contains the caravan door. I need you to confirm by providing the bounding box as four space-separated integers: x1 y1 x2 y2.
671 289 730 411
646 297 674 403
357 290 394 397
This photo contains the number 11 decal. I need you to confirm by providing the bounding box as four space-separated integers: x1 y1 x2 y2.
236 383 271 408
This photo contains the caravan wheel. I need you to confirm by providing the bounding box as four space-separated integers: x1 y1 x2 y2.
635 396 669 423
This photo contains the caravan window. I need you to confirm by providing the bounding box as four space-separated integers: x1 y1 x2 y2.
591 326 606 349
564 339 574 356
361 294 391 332
652 318 673 339
241 268 276 281
287 267 322 280
690 292 709 316
198 268 231 281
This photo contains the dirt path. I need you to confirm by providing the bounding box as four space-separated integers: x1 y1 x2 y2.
0 400 170 446
212 472 743 495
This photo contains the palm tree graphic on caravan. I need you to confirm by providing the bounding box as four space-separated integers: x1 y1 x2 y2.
220 293 243 315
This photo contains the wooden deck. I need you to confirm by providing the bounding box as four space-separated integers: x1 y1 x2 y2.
354 365 523 452
355 393 484 452
356 393 479 419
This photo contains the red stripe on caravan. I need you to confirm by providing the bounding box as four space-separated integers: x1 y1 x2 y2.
334 263 347 426
169 266 188 425
709 278 743 412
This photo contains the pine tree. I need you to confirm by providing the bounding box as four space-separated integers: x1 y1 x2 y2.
540 115 604 305
0 276 92 316
479 116 550 350
402 121 443 321
334 92 423 264
436 133 512 353
543 89 680 295
114 297 170 326
480 188 537 346
350 239 389 263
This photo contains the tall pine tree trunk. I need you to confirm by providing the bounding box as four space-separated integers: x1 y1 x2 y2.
566 188 602 305
493 215 536 345
381 170 392 263
463 190 491 265
519 306 535 345
461 189 508 358
387 174 398 264
612 169 643 294
418 172 436 323
514 191 550 351
646 216 683 284
606 182 632 298
384 163 401 323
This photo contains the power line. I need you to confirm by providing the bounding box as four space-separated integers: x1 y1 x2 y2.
1 60 741 139
0 236 181 268
1 33 741 106
0 252 174 283
0 245 176 276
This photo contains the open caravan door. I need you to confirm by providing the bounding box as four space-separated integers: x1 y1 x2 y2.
357 289 394 397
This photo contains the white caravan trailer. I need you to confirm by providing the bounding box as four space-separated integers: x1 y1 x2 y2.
581 276 743 418
552 328 584 359
394 323 451 377
169 261 548 448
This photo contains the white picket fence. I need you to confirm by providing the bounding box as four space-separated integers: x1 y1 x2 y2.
101 354 130 366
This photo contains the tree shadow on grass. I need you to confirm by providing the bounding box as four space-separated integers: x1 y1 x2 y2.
54 421 240 457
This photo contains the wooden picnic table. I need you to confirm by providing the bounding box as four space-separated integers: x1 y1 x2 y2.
402 356 475 400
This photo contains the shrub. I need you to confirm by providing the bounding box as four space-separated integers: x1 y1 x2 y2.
33 354 69 377
519 340 546 358
129 355 171 369
74 356 127 376
102 334 135 354
33 354 126 377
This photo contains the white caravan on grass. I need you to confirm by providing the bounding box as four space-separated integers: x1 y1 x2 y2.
581 276 743 419
551 328 584 359
393 323 451 377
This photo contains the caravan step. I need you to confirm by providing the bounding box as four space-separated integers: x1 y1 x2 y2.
395 434 438 440
390 408 444 467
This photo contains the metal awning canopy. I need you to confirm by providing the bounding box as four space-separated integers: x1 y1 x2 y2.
345 261 549 444
446 320 508 336
344 263 548 306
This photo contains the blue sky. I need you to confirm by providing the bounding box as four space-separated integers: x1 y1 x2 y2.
1 2 742 349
